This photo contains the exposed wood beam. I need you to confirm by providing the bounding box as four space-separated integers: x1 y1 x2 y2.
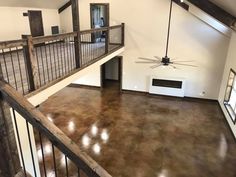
71 0 81 68
186 0 236 28
58 1 71 14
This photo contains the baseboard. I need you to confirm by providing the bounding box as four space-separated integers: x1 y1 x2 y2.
122 89 217 102
121 89 148 96
217 101 236 142
68 84 101 90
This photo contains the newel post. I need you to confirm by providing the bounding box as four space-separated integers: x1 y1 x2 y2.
121 23 125 46
22 35 40 91
0 67 21 176
71 0 82 68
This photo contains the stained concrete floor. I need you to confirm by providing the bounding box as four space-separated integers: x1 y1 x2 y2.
40 81 236 177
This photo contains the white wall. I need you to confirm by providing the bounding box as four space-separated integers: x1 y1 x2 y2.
219 32 236 138
59 7 73 33
0 7 60 41
73 66 101 87
71 0 231 99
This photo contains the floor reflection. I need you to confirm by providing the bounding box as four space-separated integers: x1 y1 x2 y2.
37 81 236 177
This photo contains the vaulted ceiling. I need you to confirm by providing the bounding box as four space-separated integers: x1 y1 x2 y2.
0 0 69 9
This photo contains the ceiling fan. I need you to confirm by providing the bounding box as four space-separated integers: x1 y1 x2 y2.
136 0 197 69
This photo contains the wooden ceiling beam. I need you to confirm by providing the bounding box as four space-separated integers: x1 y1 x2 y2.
58 1 71 14
186 0 236 28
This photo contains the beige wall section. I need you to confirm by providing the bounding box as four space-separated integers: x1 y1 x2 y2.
59 7 73 33
219 32 236 138
0 7 60 41
73 0 230 99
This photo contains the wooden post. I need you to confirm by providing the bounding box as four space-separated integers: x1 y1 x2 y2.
71 0 81 68
0 68 21 177
22 35 40 91
121 23 125 46
105 28 109 54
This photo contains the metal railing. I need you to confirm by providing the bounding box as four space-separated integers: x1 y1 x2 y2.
0 79 111 177
0 24 125 95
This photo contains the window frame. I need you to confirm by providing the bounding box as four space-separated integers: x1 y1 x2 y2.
224 68 236 124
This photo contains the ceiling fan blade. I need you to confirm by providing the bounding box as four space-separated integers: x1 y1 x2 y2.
173 63 198 67
154 56 162 60
138 57 160 62
172 60 195 63
150 64 162 69
135 61 157 64
169 64 178 69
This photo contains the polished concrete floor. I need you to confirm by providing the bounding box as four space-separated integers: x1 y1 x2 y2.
39 81 236 177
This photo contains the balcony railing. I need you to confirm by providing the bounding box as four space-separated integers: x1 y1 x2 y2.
0 79 111 177
0 24 125 95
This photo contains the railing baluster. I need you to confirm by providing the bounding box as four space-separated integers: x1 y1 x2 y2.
51 41 58 79
39 132 47 177
12 109 27 177
48 43 54 81
1 49 10 83
43 46 50 82
26 120 37 177
9 48 18 90
35 48 42 87
78 168 81 177
51 144 58 177
16 47 25 94
39 46 46 85
65 156 69 177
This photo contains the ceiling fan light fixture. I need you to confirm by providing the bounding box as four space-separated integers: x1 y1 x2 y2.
136 0 197 69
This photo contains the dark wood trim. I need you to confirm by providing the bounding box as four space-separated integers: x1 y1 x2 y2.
223 103 236 124
71 0 81 68
23 12 28 17
22 35 40 91
90 3 110 28
118 56 123 91
217 102 236 142
68 84 101 90
58 1 72 14
187 0 236 27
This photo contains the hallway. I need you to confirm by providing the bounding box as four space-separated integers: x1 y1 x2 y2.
39 85 236 177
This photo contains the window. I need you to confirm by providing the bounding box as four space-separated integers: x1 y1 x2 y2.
224 69 236 124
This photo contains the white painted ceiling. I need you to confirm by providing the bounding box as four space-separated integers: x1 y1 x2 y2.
0 0 69 9
209 0 236 17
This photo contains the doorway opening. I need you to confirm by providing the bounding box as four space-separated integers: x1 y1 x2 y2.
90 3 109 43
101 56 122 91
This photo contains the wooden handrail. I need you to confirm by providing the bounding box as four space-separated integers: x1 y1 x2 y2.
0 25 124 49
32 32 77 45
0 80 112 177
78 25 123 34
0 39 27 50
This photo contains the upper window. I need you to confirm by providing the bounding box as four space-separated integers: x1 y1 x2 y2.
224 69 236 124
